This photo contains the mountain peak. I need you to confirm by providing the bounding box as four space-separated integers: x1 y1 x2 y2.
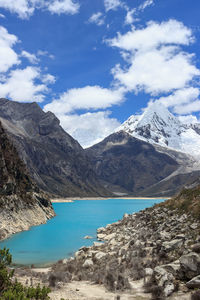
117 102 200 157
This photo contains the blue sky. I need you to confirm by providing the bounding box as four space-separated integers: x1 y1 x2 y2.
0 0 200 147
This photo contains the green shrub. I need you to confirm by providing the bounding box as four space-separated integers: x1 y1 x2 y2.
0 248 51 300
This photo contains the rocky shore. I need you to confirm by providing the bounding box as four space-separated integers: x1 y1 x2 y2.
0 192 55 241
17 201 200 300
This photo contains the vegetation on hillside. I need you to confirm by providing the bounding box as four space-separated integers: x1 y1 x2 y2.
158 183 200 219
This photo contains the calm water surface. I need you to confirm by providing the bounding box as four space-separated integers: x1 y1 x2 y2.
0 199 165 266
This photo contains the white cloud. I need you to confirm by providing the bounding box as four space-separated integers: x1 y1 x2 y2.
178 115 199 124
173 100 200 115
58 111 120 148
47 0 80 15
108 20 200 95
42 73 56 84
109 20 193 51
0 67 53 102
21 50 39 64
0 0 80 19
44 85 125 114
89 12 105 26
104 0 122 12
139 0 154 11
157 87 200 107
37 50 55 59
0 26 20 73
125 9 138 25
0 13 5 18
0 0 34 19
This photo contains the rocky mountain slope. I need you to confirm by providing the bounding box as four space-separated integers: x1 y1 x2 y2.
118 102 200 158
0 121 55 240
86 131 181 196
0 98 109 197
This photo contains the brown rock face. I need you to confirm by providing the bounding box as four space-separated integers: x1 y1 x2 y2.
0 121 55 240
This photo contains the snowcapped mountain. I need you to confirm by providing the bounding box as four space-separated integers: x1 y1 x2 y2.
117 102 200 157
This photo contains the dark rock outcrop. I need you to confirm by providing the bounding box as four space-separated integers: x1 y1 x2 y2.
0 98 109 197
0 121 55 240
86 131 179 196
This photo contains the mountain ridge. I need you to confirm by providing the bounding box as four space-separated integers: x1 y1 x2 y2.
117 102 200 158
0 98 110 198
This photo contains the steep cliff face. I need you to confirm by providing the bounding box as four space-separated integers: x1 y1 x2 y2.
0 98 109 197
0 121 55 240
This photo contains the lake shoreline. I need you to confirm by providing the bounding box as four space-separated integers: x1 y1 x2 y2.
51 196 170 203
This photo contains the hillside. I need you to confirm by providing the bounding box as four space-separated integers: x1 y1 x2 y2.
86 131 180 196
0 98 109 198
0 121 55 240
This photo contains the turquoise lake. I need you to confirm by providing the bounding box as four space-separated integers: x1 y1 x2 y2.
0 199 165 266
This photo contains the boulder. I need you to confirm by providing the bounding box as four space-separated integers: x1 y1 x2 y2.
179 252 200 280
95 252 107 260
154 266 175 297
162 239 183 251
83 259 93 268
186 275 200 289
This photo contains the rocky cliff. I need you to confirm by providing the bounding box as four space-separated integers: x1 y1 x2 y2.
0 98 109 197
0 121 55 240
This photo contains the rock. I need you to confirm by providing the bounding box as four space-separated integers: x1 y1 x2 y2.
145 268 153 276
162 239 183 251
179 252 200 279
190 223 198 230
97 233 106 240
84 236 93 239
162 261 181 276
83 259 93 268
159 231 171 240
97 227 106 233
192 243 200 253
154 266 175 297
93 242 104 247
186 275 200 289
103 232 116 241
95 252 107 260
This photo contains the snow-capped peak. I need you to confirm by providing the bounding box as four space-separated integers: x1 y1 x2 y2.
117 102 200 157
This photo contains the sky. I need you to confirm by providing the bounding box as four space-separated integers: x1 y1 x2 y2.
0 0 200 147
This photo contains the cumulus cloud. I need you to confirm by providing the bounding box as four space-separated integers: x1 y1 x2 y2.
21 50 39 64
0 26 56 103
173 100 200 115
0 13 5 18
178 115 200 124
157 87 200 108
44 85 125 114
109 20 193 51
47 0 80 15
107 20 199 95
57 111 120 148
88 12 105 26
0 0 80 19
0 26 20 73
0 67 53 102
104 0 122 12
